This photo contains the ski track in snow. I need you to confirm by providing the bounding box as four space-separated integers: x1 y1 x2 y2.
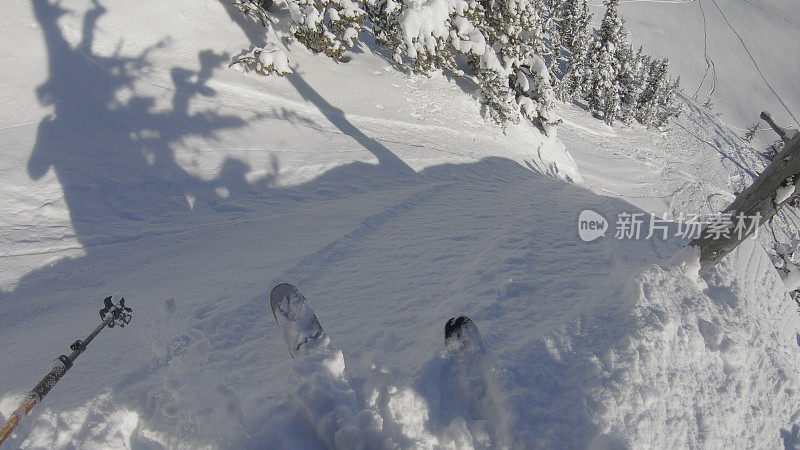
709 0 800 127
691 0 717 104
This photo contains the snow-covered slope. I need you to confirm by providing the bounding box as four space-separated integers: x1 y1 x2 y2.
0 0 798 448
610 0 800 142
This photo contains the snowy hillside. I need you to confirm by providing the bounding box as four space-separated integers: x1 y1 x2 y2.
1 0 799 448
613 0 800 142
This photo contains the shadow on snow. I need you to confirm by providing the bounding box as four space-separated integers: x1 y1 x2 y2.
0 1 684 448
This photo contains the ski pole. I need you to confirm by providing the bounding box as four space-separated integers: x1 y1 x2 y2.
0 295 132 447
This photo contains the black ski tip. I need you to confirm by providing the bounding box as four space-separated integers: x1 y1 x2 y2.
445 316 475 341
271 282 298 301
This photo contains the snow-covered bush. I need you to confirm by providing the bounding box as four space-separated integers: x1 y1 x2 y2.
230 43 293 76
287 0 366 60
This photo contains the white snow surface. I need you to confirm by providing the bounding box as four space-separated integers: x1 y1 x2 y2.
0 0 799 448
777 183 796 205
606 0 800 142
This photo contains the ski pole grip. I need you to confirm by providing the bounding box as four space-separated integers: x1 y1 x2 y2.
30 358 69 404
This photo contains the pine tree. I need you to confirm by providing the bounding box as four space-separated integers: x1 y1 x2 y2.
631 45 650 87
654 73 681 126
368 0 559 130
368 0 401 50
541 0 566 83
478 0 559 129
636 58 682 128
744 122 759 142
475 52 520 126
617 45 638 124
635 58 668 126
559 0 591 50
555 0 592 101
369 0 489 74
516 53 558 130
587 0 628 125
287 0 366 60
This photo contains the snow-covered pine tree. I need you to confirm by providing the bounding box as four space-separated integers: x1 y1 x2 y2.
617 45 638 124
230 43 293 76
630 45 650 88
654 73 681 126
635 57 668 126
369 0 487 74
516 53 559 131
555 0 592 101
287 0 366 60
368 0 558 130
479 0 559 130
478 0 537 125
475 50 521 126
634 58 681 127
541 0 566 83
368 0 402 54
559 0 590 52
587 0 627 125
232 0 273 26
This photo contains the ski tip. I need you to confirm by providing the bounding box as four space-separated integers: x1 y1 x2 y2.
445 316 475 341
269 282 297 297
445 316 485 353
269 282 298 317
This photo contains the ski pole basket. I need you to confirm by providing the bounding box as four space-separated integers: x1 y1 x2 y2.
0 295 132 447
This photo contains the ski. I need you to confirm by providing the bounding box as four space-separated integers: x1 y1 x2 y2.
445 316 484 354
269 282 329 358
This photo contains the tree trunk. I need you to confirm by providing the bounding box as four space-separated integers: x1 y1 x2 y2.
692 130 800 275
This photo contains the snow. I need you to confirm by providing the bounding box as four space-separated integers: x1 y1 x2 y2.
397 0 452 59
777 182 796 204
0 0 799 448
781 260 800 292
611 0 800 142
668 244 705 288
